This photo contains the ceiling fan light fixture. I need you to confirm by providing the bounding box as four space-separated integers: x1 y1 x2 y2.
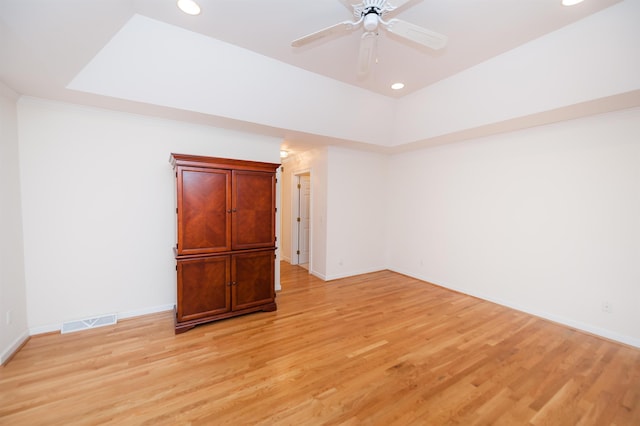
562 0 584 6
177 0 201 15
391 82 405 90
363 14 379 32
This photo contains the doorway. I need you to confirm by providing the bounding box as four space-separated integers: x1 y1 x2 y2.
292 172 311 270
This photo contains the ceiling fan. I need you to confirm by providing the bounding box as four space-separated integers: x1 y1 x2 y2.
291 0 447 76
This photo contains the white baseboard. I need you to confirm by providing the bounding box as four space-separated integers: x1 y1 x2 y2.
29 304 175 336
29 323 61 336
1 329 30 365
324 266 386 282
117 304 174 320
310 269 326 280
391 267 640 349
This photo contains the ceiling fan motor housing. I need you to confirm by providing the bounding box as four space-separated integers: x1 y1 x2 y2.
356 0 394 32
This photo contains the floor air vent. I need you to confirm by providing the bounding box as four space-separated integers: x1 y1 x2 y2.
61 314 117 334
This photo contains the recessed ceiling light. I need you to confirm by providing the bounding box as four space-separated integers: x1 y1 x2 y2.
177 0 201 15
562 0 584 6
391 82 405 90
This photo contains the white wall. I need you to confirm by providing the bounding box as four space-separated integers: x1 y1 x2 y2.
17 98 282 333
325 147 389 280
280 147 329 280
10 98 640 348
0 84 29 363
388 107 640 347
281 146 388 281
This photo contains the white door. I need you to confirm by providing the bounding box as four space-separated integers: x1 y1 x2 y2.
297 174 311 265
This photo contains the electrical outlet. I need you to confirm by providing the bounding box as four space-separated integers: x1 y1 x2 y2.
602 301 613 314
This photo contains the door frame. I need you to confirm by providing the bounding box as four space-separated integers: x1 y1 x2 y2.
291 169 312 270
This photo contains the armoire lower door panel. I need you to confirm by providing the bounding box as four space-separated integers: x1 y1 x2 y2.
232 250 275 311
177 256 230 322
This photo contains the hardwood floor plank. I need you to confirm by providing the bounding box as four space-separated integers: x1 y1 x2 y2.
1 262 639 425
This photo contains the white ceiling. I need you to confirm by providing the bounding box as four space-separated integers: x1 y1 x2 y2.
0 0 631 153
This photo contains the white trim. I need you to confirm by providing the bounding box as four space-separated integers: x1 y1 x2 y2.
290 168 312 269
310 269 327 281
290 174 300 265
29 323 61 336
274 166 282 294
29 304 175 336
391 267 640 349
324 267 387 282
117 304 174 320
1 329 30 365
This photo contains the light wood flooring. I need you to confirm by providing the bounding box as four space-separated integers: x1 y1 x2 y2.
1 263 639 425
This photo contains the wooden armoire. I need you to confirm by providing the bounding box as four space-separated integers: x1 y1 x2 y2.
170 154 279 333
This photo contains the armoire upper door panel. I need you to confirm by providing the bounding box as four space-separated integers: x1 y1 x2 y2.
177 167 231 254
232 170 275 250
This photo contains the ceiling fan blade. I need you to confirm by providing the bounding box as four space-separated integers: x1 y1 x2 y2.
386 0 413 11
291 21 357 47
357 32 377 76
386 19 447 50
338 0 359 13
